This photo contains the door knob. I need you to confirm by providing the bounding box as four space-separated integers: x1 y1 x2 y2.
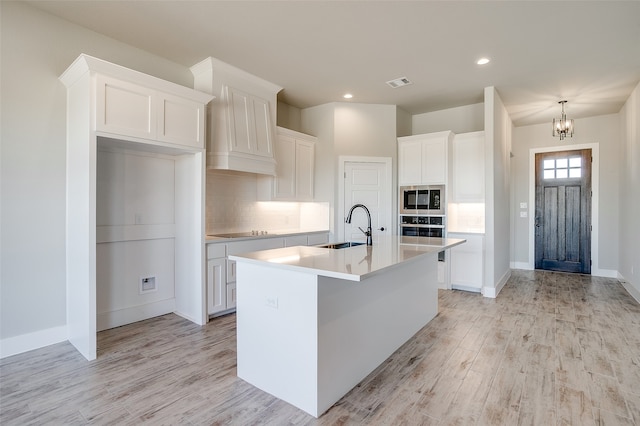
535 218 541 228
378 227 385 231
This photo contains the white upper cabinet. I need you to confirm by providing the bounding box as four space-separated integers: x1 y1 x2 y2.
451 131 485 202
398 131 452 186
271 127 316 201
191 57 282 175
80 59 212 149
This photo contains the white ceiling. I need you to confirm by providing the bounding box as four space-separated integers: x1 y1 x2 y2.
27 1 640 127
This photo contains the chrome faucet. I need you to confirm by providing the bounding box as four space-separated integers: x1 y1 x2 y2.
345 204 372 245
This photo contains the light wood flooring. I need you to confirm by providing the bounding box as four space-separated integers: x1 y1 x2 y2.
2 270 640 425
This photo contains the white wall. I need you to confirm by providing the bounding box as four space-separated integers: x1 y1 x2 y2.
301 103 398 237
484 88 512 295
619 81 640 300
412 103 484 135
511 114 621 275
0 1 193 344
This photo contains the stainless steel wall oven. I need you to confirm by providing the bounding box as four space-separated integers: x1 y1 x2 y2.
400 215 446 261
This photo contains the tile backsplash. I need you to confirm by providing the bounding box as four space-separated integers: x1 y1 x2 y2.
206 170 329 234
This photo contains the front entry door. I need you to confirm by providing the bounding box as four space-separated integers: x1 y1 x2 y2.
535 149 592 273
343 160 391 242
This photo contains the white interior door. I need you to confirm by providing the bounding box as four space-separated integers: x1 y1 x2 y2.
342 160 392 242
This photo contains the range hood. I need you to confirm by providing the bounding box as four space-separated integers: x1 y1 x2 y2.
191 57 282 175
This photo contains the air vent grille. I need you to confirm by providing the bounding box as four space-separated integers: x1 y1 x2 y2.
386 77 412 88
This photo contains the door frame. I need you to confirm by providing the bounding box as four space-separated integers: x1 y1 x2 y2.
338 156 393 242
527 143 602 274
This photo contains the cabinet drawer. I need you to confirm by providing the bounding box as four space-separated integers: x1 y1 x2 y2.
207 243 226 259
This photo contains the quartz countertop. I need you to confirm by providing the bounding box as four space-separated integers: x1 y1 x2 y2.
205 229 329 243
228 235 465 281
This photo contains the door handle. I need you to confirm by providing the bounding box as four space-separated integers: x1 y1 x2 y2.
378 227 385 231
535 218 541 228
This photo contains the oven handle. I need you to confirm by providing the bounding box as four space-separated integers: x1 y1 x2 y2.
399 224 445 228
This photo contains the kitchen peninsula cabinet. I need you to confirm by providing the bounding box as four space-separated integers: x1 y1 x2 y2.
230 235 465 417
191 57 282 175
398 131 452 186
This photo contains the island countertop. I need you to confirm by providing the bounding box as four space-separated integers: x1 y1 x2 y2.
228 235 465 282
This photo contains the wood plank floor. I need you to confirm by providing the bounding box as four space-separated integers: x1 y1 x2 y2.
2 270 640 425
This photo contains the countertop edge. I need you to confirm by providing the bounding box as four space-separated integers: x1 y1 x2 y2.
205 229 330 243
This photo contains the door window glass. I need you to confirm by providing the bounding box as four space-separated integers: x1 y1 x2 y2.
543 157 582 179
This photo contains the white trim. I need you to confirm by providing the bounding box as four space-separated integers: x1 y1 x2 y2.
591 268 619 279
511 261 533 270
619 273 640 304
0 326 67 359
528 144 599 272
96 299 176 332
337 156 393 242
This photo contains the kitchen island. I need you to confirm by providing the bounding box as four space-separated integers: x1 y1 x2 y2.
229 235 465 417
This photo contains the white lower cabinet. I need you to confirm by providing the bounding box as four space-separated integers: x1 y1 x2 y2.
449 233 484 293
206 232 329 318
207 257 227 315
307 233 329 246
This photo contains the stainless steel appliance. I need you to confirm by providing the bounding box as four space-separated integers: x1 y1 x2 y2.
399 215 445 261
400 185 445 215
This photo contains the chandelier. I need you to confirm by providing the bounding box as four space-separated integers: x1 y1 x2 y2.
552 100 574 140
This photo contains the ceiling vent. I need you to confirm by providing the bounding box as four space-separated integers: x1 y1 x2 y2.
386 77 412 89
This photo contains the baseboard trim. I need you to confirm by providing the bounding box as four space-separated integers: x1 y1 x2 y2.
97 298 176 332
483 269 512 299
591 268 619 278
619 274 640 304
511 262 532 270
0 325 67 359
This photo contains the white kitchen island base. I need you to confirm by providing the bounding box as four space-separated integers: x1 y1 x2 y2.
232 238 463 418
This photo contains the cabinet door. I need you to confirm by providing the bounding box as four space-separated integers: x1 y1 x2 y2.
157 93 205 149
207 258 226 314
449 234 484 291
226 283 237 309
295 140 315 200
398 139 423 185
225 86 273 158
226 86 253 154
422 138 446 184
96 75 156 139
274 135 297 199
249 96 274 158
453 132 485 202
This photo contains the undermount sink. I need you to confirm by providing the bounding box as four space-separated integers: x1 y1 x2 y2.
317 242 366 249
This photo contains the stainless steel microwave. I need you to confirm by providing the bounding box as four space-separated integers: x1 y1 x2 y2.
399 185 445 215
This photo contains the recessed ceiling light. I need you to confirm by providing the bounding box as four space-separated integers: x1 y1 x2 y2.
477 57 490 65
343 93 353 99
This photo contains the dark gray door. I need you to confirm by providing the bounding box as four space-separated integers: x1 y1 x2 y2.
535 149 592 273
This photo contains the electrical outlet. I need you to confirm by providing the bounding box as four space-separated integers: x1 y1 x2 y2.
265 296 279 309
520 211 528 218
520 202 527 209
140 276 157 294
